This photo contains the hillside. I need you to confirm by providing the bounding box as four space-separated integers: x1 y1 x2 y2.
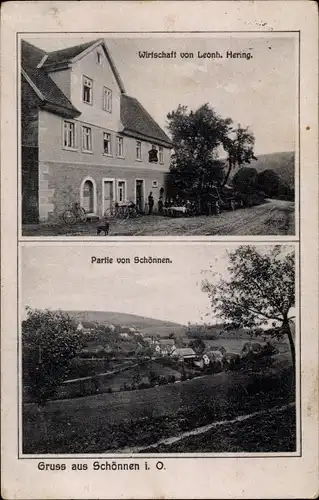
65 310 186 334
229 151 295 188
187 324 251 338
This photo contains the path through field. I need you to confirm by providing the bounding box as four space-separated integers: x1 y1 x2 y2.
23 354 294 453
107 402 296 453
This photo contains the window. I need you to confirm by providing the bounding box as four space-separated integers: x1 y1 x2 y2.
136 141 142 160
103 87 112 112
149 144 158 163
152 180 159 188
83 76 93 104
116 136 124 157
82 126 92 152
103 132 112 155
63 120 76 149
97 51 102 65
117 181 126 202
159 146 164 163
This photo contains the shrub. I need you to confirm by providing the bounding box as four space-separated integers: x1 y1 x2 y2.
148 370 160 386
138 382 151 390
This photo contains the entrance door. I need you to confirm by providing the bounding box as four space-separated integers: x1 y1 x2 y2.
135 180 144 212
104 180 114 213
82 180 94 213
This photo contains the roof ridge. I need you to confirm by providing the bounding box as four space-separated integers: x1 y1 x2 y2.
45 38 101 57
21 39 47 54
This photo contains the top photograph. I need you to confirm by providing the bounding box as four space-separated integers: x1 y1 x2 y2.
20 34 298 237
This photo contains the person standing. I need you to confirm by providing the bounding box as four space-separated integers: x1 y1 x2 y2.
148 192 154 215
158 195 164 214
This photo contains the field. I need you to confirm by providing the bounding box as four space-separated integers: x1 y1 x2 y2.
24 335 291 401
141 404 296 453
23 199 295 236
205 337 290 355
23 354 295 454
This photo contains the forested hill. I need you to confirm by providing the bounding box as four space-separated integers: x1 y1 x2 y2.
65 310 184 329
241 151 295 188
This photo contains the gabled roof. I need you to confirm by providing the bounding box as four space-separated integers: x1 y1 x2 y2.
121 94 172 148
21 40 80 118
40 38 126 94
40 40 98 68
173 347 196 357
81 321 97 329
22 38 172 146
159 339 175 345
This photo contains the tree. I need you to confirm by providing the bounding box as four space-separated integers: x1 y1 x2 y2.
22 308 84 403
222 124 257 187
232 167 259 194
189 338 206 354
167 104 232 208
257 169 290 199
202 246 295 369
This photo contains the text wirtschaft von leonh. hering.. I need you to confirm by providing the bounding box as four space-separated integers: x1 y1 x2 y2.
138 50 253 60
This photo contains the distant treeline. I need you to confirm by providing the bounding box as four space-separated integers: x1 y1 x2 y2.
232 167 294 201
186 324 250 339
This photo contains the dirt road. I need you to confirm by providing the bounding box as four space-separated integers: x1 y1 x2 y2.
23 199 295 236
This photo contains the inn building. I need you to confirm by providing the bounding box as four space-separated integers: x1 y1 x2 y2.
21 39 172 222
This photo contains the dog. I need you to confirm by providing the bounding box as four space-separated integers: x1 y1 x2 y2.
96 218 110 236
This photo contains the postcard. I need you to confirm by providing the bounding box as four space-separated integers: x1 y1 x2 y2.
19 33 297 238
1 1 318 499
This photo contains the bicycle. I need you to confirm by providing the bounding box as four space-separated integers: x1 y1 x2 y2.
104 201 138 220
63 202 87 225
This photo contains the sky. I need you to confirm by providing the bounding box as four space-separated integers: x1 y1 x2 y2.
24 33 297 155
21 244 294 326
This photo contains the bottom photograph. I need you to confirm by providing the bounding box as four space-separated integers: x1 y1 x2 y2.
20 243 297 455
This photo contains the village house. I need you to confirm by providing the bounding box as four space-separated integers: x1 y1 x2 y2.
76 321 98 334
158 338 176 356
21 38 172 223
133 331 144 338
119 332 131 340
106 323 116 333
143 337 153 345
171 347 196 362
120 326 136 334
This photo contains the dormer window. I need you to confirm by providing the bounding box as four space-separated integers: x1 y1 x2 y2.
83 76 93 104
